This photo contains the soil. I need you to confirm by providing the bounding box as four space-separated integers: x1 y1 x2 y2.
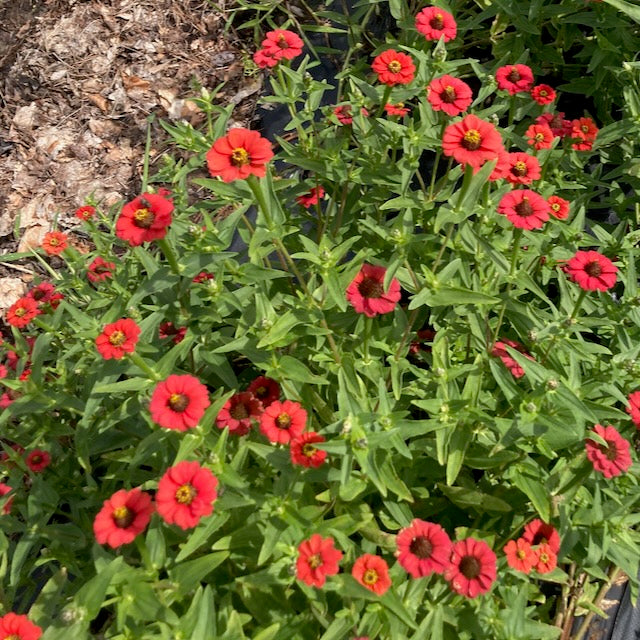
0 0 261 304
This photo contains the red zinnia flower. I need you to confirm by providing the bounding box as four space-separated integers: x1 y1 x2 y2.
247 375 280 407
371 49 415 86
0 613 42 640
0 392 17 409
261 29 304 61
396 519 452 578
627 391 640 427
534 543 557 574
0 364 6 379
352 554 392 596
259 399 307 444
525 123 554 150
346 263 401 318
116 193 173 246
531 84 556 105
547 195 570 220
444 537 497 598
87 256 116 283
216 391 263 436
384 102 410 117
26 449 51 473
75 205 96 221
571 117 599 151
93 487 154 548
427 75 473 117
296 186 325 208
206 127 274 183
565 250 617 291
522 519 561 554
442 114 504 169
19 369 31 382
6 297 41 328
149 374 211 431
491 339 535 378
488 149 511 181
253 49 278 69
409 328 436 355
537 112 573 138
95 318 141 360
290 431 327 468
0 483 13 514
333 105 370 125
505 152 541 185
496 64 535 95
296 534 343 587
585 424 632 478
192 271 215 284
415 6 457 42
504 538 537 574
156 460 218 530
27 283 63 310
497 190 549 230
159 322 186 344
41 230 68 256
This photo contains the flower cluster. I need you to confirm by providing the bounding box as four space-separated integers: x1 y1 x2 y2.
253 29 303 69
504 520 560 575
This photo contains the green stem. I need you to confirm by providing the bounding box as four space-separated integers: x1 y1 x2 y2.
33 317 56 334
247 174 274 230
454 163 475 212
128 352 161 381
378 85 393 116
157 238 182 275
492 228 523 344
570 288 588 321
508 95 517 128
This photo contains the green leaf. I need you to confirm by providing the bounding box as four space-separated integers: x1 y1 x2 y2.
170 552 228 594
409 286 499 309
75 556 124 620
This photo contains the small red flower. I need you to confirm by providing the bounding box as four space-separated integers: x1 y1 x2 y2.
333 105 370 125
531 84 556 105
504 538 537 574
346 263 401 318
41 230 68 256
352 554 392 596
296 534 343 587
409 328 436 355
259 399 307 444
216 391 263 436
521 519 561 554
427 75 473 117
371 49 415 86
565 250 617 291
396 519 452 578
6 297 41 329
497 190 549 230
0 613 42 640
192 271 215 284
116 193 173 246
93 487 154 548
444 537 497 598
534 543 557 574
27 283 63 310
247 376 280 407
296 186 325 208
0 364 6 379
547 195 570 220
585 424 632 478
571 117 599 151
159 322 186 344
525 123 554 150
149 374 211 431
626 391 640 427
536 112 573 137
261 29 304 61
290 431 327 468
488 149 511 182
95 318 141 360
156 460 218 530
384 102 410 117
206 127 274 183
0 483 13 514
442 114 504 169
75 205 96 221
26 449 51 473
415 6 457 41
253 49 278 68
491 339 535 378
505 152 541 185
19 369 31 382
87 256 116 283
496 64 535 95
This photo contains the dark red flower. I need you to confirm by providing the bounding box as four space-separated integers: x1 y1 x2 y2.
156 460 218 529
41 231 68 256
585 424 632 478
536 112 573 138
497 190 549 230
526 123 554 150
296 534 343 587
496 64 535 95
534 543 557 573
296 186 325 208
206 128 274 183
396 519 452 578
531 84 556 105
627 391 640 428
346 263 401 318
0 613 42 640
260 399 307 444
261 29 304 61
247 376 280 407
159 322 186 344
565 250 617 291
444 537 497 598
216 391 262 436
409 328 436 354
6 297 41 328
75 205 96 221
371 49 415 86
0 483 13 514
415 6 457 41
116 193 173 246
521 519 561 554
192 271 215 284
290 431 327 468
95 318 141 360
87 256 116 283
19 368 31 382
333 105 370 125
504 538 537 574
352 554 392 595
384 102 410 117
442 114 504 168
571 117 599 151
505 152 541 185
0 364 6 379
26 449 51 473
547 195 570 220
149 374 211 431
0 392 17 409
27 283 63 310
427 75 473 117
93 487 154 548
491 339 535 378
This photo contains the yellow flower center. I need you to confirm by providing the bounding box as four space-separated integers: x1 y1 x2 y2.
112 505 134 528
534 132 545 142
442 85 457 103
462 129 482 150
362 569 379 585
539 89 548 96
14 307 26 317
387 60 402 73
513 161 528 176
302 443 317 457
48 237 60 246
134 208 154 228
539 551 549 563
276 413 292 428
230 147 250 167
175 484 197 504
308 553 322 569
551 203 560 211
109 330 126 346
516 549 527 560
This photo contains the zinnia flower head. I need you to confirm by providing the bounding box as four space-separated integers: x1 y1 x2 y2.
26 449 51 473
296 186 325 208
496 64 535 95
505 152 541 185
93 487 154 548
427 75 473 117
384 102 410 117
491 339 535 378
6 297 41 329
216 391 263 436
88 256 116 283
253 48 278 68
192 271 215 284
352 553 392 596
247 376 280 407
415 6 457 41
442 114 504 168
521 519 560 553
525 123 554 150
627 391 640 428
115 193 173 246
346 263 401 318
261 29 304 61
396 519 452 578
0 483 13 514
75 205 96 221
290 431 327 468
159 322 186 344
95 318 141 360
530 84 556 105
0 612 42 640
534 543 557 573
259 399 307 444
371 49 415 86
27 282 63 310
536 112 572 137
547 195 570 220
332 105 369 125
565 250 617 291
206 127 274 183
571 116 599 151
156 460 218 529
504 538 537 574
497 189 549 230
488 149 511 182
444 537 497 598
296 534 343 587
41 230 68 256
585 424 632 478
149 374 211 431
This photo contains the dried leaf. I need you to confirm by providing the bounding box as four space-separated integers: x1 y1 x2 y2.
86 93 109 114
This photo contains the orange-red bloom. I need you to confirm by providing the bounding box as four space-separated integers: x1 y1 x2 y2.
497 189 549 230
371 49 415 86
504 538 537 574
491 339 535 378
525 123 554 150
627 391 640 428
547 195 570 220
261 29 304 61
26 449 51 473
585 424 632 478
415 6 457 41
6 297 41 329
93 487 154 548
534 543 557 573
333 105 369 125
41 231 68 256
296 186 325 208
116 193 173 246
95 318 141 360
505 152 541 185
290 431 327 468
0 483 13 514
384 103 410 117
346 263 401 318
537 112 572 137
216 391 263 436
442 114 503 168
396 519 452 578
206 128 274 182
571 116 599 151
27 282 63 310
531 84 556 105
0 613 42 640
444 538 496 598
427 75 473 117
565 250 617 291
87 256 116 283
521 519 560 554
496 64 534 95
259 399 307 444
352 554 392 596
75 205 96 221
296 534 343 587
149 374 211 431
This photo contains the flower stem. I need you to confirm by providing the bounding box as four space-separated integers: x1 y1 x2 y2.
247 174 274 230
33 317 56 334
492 227 523 344
378 85 393 117
157 238 182 275
570 288 588 321
128 352 161 381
